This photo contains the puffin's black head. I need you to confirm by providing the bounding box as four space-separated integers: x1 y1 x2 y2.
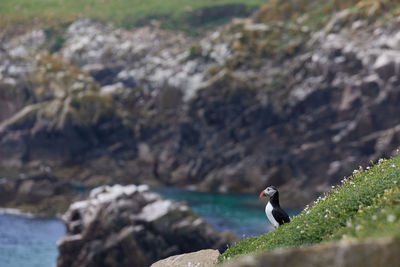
259 186 278 198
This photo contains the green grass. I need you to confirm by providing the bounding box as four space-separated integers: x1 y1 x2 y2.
0 0 265 33
330 186 400 240
220 154 400 263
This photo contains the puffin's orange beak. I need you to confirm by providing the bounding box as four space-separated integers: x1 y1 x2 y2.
259 191 265 198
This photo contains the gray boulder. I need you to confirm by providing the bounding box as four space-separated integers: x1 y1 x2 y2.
56 184 238 267
151 249 220 267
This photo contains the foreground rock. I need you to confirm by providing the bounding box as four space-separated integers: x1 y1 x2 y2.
222 238 400 267
57 184 238 267
151 249 220 267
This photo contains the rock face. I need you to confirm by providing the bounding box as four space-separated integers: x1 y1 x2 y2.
56 184 238 267
0 174 76 215
222 238 400 267
1 7 400 206
151 249 220 267
0 52 133 165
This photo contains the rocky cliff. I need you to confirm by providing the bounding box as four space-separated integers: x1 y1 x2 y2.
1 1 400 206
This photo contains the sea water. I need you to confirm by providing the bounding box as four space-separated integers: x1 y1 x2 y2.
0 212 65 267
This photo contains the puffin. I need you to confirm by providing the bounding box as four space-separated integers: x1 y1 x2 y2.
259 186 290 228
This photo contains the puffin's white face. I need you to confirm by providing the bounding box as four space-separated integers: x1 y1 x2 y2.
259 186 277 198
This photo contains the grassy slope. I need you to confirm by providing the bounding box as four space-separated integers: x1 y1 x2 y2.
0 0 264 32
220 155 400 263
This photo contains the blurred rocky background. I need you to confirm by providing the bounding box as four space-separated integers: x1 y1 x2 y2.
1 0 400 208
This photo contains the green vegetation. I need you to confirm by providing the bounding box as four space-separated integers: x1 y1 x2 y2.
49 35 66 54
220 154 400 263
0 0 264 33
331 186 400 240
229 0 400 59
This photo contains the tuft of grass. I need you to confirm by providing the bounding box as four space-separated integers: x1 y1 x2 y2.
219 155 400 263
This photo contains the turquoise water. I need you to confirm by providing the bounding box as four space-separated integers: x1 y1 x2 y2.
0 213 65 267
0 189 298 267
157 188 299 237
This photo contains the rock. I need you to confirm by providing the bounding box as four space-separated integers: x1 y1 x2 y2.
0 174 77 216
0 82 33 122
100 82 126 96
222 238 400 267
4 29 46 58
0 53 134 166
56 184 238 267
151 249 220 267
60 19 219 101
373 53 398 80
82 63 123 86
361 74 381 97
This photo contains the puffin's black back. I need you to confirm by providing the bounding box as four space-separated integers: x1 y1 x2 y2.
272 208 290 225
269 189 290 225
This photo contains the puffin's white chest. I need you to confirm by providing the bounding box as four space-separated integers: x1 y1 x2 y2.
265 202 279 228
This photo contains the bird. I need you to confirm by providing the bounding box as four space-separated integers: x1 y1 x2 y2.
259 186 290 228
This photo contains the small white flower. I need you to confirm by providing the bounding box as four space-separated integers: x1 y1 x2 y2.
331 186 335 189
366 166 370 170
391 164 396 168
372 215 377 220
356 225 362 231
387 214 396 223
300 230 305 234
324 214 328 218
297 225 301 229
306 210 311 215
394 181 398 184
